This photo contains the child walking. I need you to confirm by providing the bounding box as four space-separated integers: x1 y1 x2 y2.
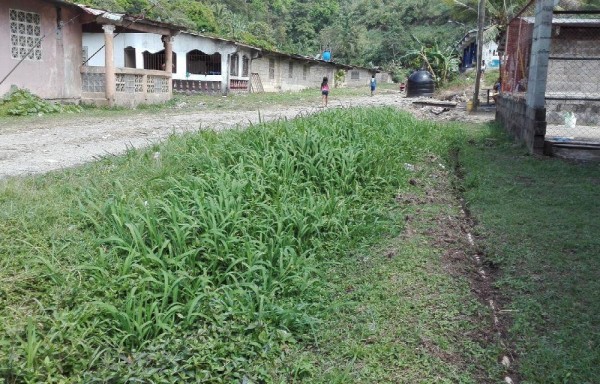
321 77 329 107
370 74 377 96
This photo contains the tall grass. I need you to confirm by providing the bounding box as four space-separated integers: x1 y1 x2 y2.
1 108 464 382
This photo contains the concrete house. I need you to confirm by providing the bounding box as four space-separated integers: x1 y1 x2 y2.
251 50 379 92
83 31 260 94
0 0 182 107
251 51 344 92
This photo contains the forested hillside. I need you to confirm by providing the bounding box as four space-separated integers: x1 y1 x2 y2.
73 0 598 72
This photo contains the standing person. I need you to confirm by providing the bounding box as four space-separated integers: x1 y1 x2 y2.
370 74 377 96
321 77 329 107
480 59 486 76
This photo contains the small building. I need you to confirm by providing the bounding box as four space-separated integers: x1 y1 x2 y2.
0 0 182 107
251 51 345 92
345 66 376 87
458 28 500 71
251 50 378 92
82 31 260 95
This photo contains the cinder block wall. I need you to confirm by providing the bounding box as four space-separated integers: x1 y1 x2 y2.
252 56 346 92
496 95 546 153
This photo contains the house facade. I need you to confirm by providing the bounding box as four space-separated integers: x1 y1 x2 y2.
0 0 182 107
251 51 378 92
0 0 83 100
82 32 260 94
251 51 343 92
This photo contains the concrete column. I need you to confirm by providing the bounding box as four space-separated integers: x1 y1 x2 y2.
103 24 116 107
525 0 556 153
162 35 174 95
526 0 555 108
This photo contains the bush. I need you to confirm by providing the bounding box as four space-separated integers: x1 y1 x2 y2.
0 88 83 117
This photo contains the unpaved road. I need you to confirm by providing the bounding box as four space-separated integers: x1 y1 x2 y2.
0 92 493 179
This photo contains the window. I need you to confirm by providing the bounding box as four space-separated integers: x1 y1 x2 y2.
351 70 360 80
230 53 239 76
288 61 293 78
269 58 275 80
143 50 177 73
9 9 42 61
185 50 220 75
303 64 309 80
242 55 249 77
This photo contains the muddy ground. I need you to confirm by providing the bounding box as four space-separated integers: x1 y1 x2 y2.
0 92 494 179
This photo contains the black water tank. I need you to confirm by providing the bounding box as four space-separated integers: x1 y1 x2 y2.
406 70 435 97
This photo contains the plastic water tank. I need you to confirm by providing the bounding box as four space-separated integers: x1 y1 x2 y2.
406 70 435 97
322 50 331 61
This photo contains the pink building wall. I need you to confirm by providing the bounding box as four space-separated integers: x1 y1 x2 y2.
0 0 82 100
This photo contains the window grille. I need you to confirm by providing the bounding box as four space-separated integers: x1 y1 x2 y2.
351 71 360 80
9 9 42 61
269 58 275 79
186 50 221 75
242 55 249 77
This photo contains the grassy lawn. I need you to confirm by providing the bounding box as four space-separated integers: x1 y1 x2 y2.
0 107 498 382
458 127 600 383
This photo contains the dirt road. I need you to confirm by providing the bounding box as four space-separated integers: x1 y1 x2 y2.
0 93 493 179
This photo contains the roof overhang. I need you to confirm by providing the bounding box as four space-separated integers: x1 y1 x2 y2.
76 4 184 36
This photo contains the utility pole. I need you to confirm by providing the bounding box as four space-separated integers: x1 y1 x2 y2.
472 0 486 111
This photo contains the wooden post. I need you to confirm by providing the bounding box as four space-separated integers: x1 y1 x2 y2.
473 0 486 111
103 24 116 107
162 35 174 95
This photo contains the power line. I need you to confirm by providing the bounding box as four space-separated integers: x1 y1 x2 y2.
82 2 159 66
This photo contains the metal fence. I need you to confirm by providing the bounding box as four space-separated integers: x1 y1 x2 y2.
500 1 536 97
501 3 600 143
545 9 600 143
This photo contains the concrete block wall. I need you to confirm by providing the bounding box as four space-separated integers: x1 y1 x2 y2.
496 94 546 153
376 72 393 84
345 68 373 87
251 55 281 92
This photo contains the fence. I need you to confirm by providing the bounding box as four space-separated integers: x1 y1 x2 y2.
81 66 171 107
500 2 600 144
544 9 600 143
500 1 536 97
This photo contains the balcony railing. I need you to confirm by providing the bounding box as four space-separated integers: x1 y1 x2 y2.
81 66 172 107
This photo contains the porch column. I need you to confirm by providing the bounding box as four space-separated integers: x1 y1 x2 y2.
162 35 174 95
103 24 116 107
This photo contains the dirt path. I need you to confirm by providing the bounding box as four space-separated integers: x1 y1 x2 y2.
0 92 493 179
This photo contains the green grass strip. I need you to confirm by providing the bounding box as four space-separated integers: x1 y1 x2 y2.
458 127 600 383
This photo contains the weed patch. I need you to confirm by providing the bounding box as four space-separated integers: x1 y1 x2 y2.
1 108 494 382
0 88 82 117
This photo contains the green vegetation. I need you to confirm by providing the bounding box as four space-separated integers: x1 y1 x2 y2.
0 108 503 382
0 88 82 117
458 126 600 383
